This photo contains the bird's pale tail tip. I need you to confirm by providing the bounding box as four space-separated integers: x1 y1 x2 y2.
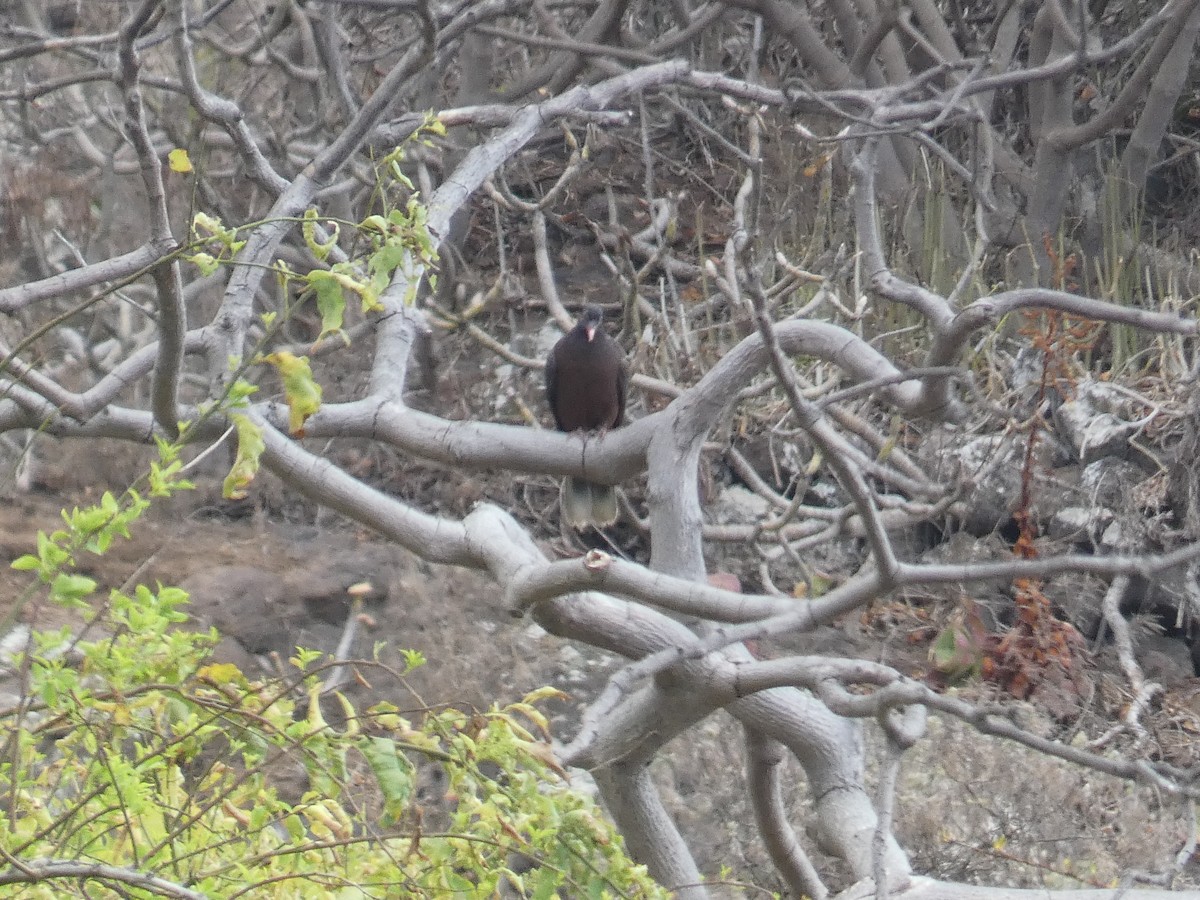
561 477 618 529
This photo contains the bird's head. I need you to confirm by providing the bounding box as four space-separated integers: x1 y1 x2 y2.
581 305 604 342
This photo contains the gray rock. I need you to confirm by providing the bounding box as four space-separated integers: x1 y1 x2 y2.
0 624 31 676
1055 381 1142 464
1080 457 1148 510
1098 518 1151 554
181 566 297 656
1138 634 1195 682
1048 505 1113 542
710 485 771 525
922 430 1063 534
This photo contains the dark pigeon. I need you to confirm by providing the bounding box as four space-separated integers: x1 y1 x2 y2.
544 306 628 528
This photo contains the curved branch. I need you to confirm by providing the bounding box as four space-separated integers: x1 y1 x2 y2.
746 730 828 899
0 858 206 899
0 245 164 313
118 1 185 438
1045 0 1200 151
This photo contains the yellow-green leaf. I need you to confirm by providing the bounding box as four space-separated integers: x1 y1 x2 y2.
223 412 264 500
260 351 322 435
168 148 193 173
198 663 244 685
302 208 339 261
187 252 219 276
306 270 348 346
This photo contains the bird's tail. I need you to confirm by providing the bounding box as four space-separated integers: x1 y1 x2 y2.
561 477 618 529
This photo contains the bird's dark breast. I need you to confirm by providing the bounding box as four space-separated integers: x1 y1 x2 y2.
548 345 622 432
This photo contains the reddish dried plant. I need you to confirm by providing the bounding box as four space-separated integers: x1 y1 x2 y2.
986 244 1096 703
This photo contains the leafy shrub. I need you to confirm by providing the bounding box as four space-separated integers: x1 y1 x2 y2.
0 466 665 898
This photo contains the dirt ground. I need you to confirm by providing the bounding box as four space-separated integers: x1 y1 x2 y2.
0 482 614 724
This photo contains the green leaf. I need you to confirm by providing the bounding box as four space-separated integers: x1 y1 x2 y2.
226 378 259 406
367 242 407 300
360 736 414 824
50 572 97 606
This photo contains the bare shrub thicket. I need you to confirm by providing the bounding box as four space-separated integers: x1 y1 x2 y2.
4 1 1200 898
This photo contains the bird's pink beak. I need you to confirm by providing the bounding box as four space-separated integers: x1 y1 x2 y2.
585 325 597 342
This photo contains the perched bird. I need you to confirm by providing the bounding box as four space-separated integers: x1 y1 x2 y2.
544 305 628 528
